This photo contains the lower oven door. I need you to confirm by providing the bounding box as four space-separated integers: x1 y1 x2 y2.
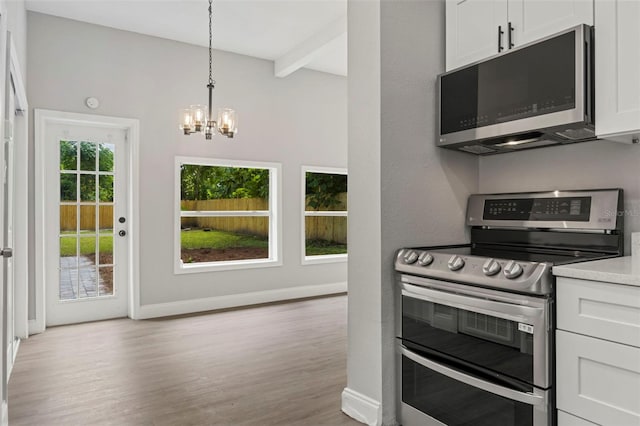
399 345 550 426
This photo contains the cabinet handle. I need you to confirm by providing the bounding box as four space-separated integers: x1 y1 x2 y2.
498 25 504 52
508 22 514 49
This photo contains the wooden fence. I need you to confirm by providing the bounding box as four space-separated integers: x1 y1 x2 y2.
60 205 114 231
181 193 347 244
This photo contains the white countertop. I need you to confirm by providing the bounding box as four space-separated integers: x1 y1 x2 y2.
553 256 640 287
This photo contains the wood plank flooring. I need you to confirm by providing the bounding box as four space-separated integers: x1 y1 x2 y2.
9 295 359 426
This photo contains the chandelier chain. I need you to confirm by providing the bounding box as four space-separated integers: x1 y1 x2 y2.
208 0 214 86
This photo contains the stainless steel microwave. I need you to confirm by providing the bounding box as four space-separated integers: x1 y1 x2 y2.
438 25 594 155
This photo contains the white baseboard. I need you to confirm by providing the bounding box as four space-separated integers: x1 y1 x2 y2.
135 281 347 319
341 387 382 426
1 401 7 426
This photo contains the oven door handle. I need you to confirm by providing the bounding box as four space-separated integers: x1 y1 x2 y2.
402 283 544 323
400 346 546 406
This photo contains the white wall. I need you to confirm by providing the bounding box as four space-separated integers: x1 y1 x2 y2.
344 0 478 423
27 12 347 315
479 140 640 251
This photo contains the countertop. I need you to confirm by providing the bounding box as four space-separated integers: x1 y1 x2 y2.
553 256 640 287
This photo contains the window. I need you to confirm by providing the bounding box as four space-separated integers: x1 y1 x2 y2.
302 166 348 264
175 157 281 273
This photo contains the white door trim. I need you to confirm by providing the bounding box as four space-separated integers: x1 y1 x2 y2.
34 109 140 333
6 32 28 342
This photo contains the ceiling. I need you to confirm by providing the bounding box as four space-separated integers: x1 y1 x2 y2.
24 0 348 77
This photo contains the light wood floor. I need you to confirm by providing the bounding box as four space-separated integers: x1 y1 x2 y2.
9 295 359 426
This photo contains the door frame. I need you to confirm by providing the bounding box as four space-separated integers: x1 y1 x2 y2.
34 109 140 333
6 32 28 344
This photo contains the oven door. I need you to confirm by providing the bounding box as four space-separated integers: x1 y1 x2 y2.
399 278 551 388
398 344 550 426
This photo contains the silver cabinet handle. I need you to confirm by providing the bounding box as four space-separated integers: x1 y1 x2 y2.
400 346 545 406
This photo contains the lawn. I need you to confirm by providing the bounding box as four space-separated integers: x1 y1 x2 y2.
60 231 113 256
181 229 345 255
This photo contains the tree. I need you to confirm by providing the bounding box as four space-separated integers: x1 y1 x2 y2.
305 172 347 210
180 165 269 200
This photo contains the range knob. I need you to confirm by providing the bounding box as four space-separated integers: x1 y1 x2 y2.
448 255 465 271
482 258 501 276
418 252 434 266
504 260 523 279
403 250 419 264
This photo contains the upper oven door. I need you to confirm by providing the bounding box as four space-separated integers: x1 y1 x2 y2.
399 278 551 388
438 25 590 147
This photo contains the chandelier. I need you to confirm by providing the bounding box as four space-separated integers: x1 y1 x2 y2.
179 0 237 139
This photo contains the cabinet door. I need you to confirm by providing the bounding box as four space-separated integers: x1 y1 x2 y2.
557 331 640 426
557 410 598 426
445 0 508 70
595 0 640 142
508 0 593 47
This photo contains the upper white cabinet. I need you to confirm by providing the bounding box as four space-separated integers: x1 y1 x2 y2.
595 0 640 143
445 0 594 71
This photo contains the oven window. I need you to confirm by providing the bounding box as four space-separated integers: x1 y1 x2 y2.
402 295 535 384
402 355 534 426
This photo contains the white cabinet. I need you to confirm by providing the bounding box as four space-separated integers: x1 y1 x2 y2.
595 0 640 143
556 331 640 426
445 0 594 71
556 275 640 426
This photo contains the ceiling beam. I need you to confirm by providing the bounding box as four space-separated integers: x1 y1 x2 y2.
274 16 347 78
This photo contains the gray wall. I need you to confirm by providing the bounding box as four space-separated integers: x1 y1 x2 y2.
346 0 478 422
479 140 640 251
27 12 347 313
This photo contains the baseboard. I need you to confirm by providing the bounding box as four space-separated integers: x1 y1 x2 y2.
28 319 45 336
342 387 382 426
1 401 7 426
135 281 347 319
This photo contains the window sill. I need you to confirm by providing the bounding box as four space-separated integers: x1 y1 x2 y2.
302 254 348 265
175 258 282 274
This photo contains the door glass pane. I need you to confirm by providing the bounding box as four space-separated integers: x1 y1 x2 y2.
80 141 97 171
60 206 77 232
79 205 96 232
99 234 113 265
79 236 97 263
60 174 77 201
99 175 114 202
98 266 113 296
60 141 77 171
402 355 535 426
100 205 114 231
99 143 115 172
79 175 96 201
59 236 77 269
78 267 98 298
59 269 78 300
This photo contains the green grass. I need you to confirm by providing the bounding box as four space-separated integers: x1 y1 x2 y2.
305 239 347 256
181 229 268 250
60 231 113 256
180 229 346 256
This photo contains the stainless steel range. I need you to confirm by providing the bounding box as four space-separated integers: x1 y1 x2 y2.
395 189 624 426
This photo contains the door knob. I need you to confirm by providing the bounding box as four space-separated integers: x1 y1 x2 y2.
119 230 127 237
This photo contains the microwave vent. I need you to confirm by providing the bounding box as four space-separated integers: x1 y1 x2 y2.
555 128 596 140
459 145 496 154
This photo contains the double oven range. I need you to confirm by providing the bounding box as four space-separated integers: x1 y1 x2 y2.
395 189 624 426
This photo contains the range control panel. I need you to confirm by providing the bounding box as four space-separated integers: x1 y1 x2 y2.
483 196 591 221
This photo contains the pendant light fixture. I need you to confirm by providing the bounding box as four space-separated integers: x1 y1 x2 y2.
179 0 237 139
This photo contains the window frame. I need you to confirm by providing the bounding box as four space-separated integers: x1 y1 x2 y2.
301 165 348 265
175 156 282 274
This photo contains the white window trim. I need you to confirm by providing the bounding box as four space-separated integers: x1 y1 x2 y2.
175 156 282 274
301 165 348 265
